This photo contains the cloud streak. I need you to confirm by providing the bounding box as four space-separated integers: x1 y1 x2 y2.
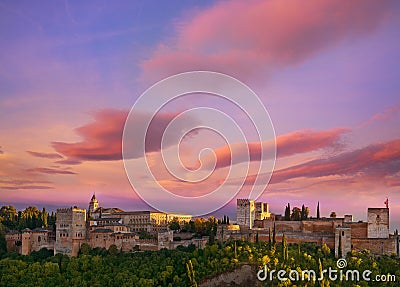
238 138 400 185
0 178 53 190
27 167 76 175
200 127 349 169
27 150 63 159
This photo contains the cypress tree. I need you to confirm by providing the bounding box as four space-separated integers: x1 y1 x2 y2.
285 203 291 221
268 228 272 250
301 204 306 220
272 222 276 246
42 207 48 227
317 201 320 219
186 260 197 287
282 233 288 262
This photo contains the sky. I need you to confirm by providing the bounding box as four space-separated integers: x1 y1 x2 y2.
0 0 399 229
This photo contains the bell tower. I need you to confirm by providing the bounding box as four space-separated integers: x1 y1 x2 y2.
88 193 99 214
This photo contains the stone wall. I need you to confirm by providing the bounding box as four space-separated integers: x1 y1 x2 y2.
352 238 396 255
348 222 368 239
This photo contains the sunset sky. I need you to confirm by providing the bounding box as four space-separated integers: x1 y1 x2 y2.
1 1 400 229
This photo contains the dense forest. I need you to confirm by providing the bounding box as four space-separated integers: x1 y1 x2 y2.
0 239 399 286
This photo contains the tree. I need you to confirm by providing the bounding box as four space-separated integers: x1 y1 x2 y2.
268 228 272 250
338 232 343 258
186 259 197 287
291 207 301 221
226 216 230 225
272 222 276 246
108 244 118 256
79 243 91 255
194 218 206 235
0 205 17 229
301 204 309 220
169 217 181 231
282 233 288 262
317 201 320 219
321 243 330 256
284 203 291 221
330 212 337 218
41 207 48 227
255 233 259 243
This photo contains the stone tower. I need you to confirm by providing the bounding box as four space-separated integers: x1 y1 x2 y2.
236 199 255 228
367 208 389 238
54 207 87 256
88 193 99 214
335 226 351 257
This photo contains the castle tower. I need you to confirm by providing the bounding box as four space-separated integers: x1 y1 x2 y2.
367 208 389 238
55 207 87 256
236 199 255 228
335 226 351 257
88 193 99 214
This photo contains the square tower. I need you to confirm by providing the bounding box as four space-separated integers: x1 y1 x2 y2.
236 199 255 228
367 208 389 238
55 207 87 256
335 227 351 257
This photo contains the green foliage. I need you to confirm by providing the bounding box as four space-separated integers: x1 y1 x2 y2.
0 239 398 286
285 203 291 221
321 243 331 257
0 205 56 232
168 217 181 231
186 259 197 287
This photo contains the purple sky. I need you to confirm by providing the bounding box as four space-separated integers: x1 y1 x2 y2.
0 1 400 230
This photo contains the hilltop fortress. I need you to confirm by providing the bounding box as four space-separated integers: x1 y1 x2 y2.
5 195 200 256
217 199 400 257
5 196 400 257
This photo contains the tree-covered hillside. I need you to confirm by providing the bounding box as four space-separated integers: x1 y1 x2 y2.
0 239 399 287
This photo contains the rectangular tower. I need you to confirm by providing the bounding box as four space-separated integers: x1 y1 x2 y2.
55 207 87 256
236 199 255 228
367 208 389 238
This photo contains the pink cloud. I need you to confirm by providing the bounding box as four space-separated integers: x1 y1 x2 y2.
0 178 53 190
141 0 396 82
54 159 82 165
27 167 76 175
52 109 127 161
201 127 349 169
360 103 400 127
26 150 63 159
52 108 199 161
266 138 400 184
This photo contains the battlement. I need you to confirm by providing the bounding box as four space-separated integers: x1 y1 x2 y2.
237 199 254 206
57 207 86 214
